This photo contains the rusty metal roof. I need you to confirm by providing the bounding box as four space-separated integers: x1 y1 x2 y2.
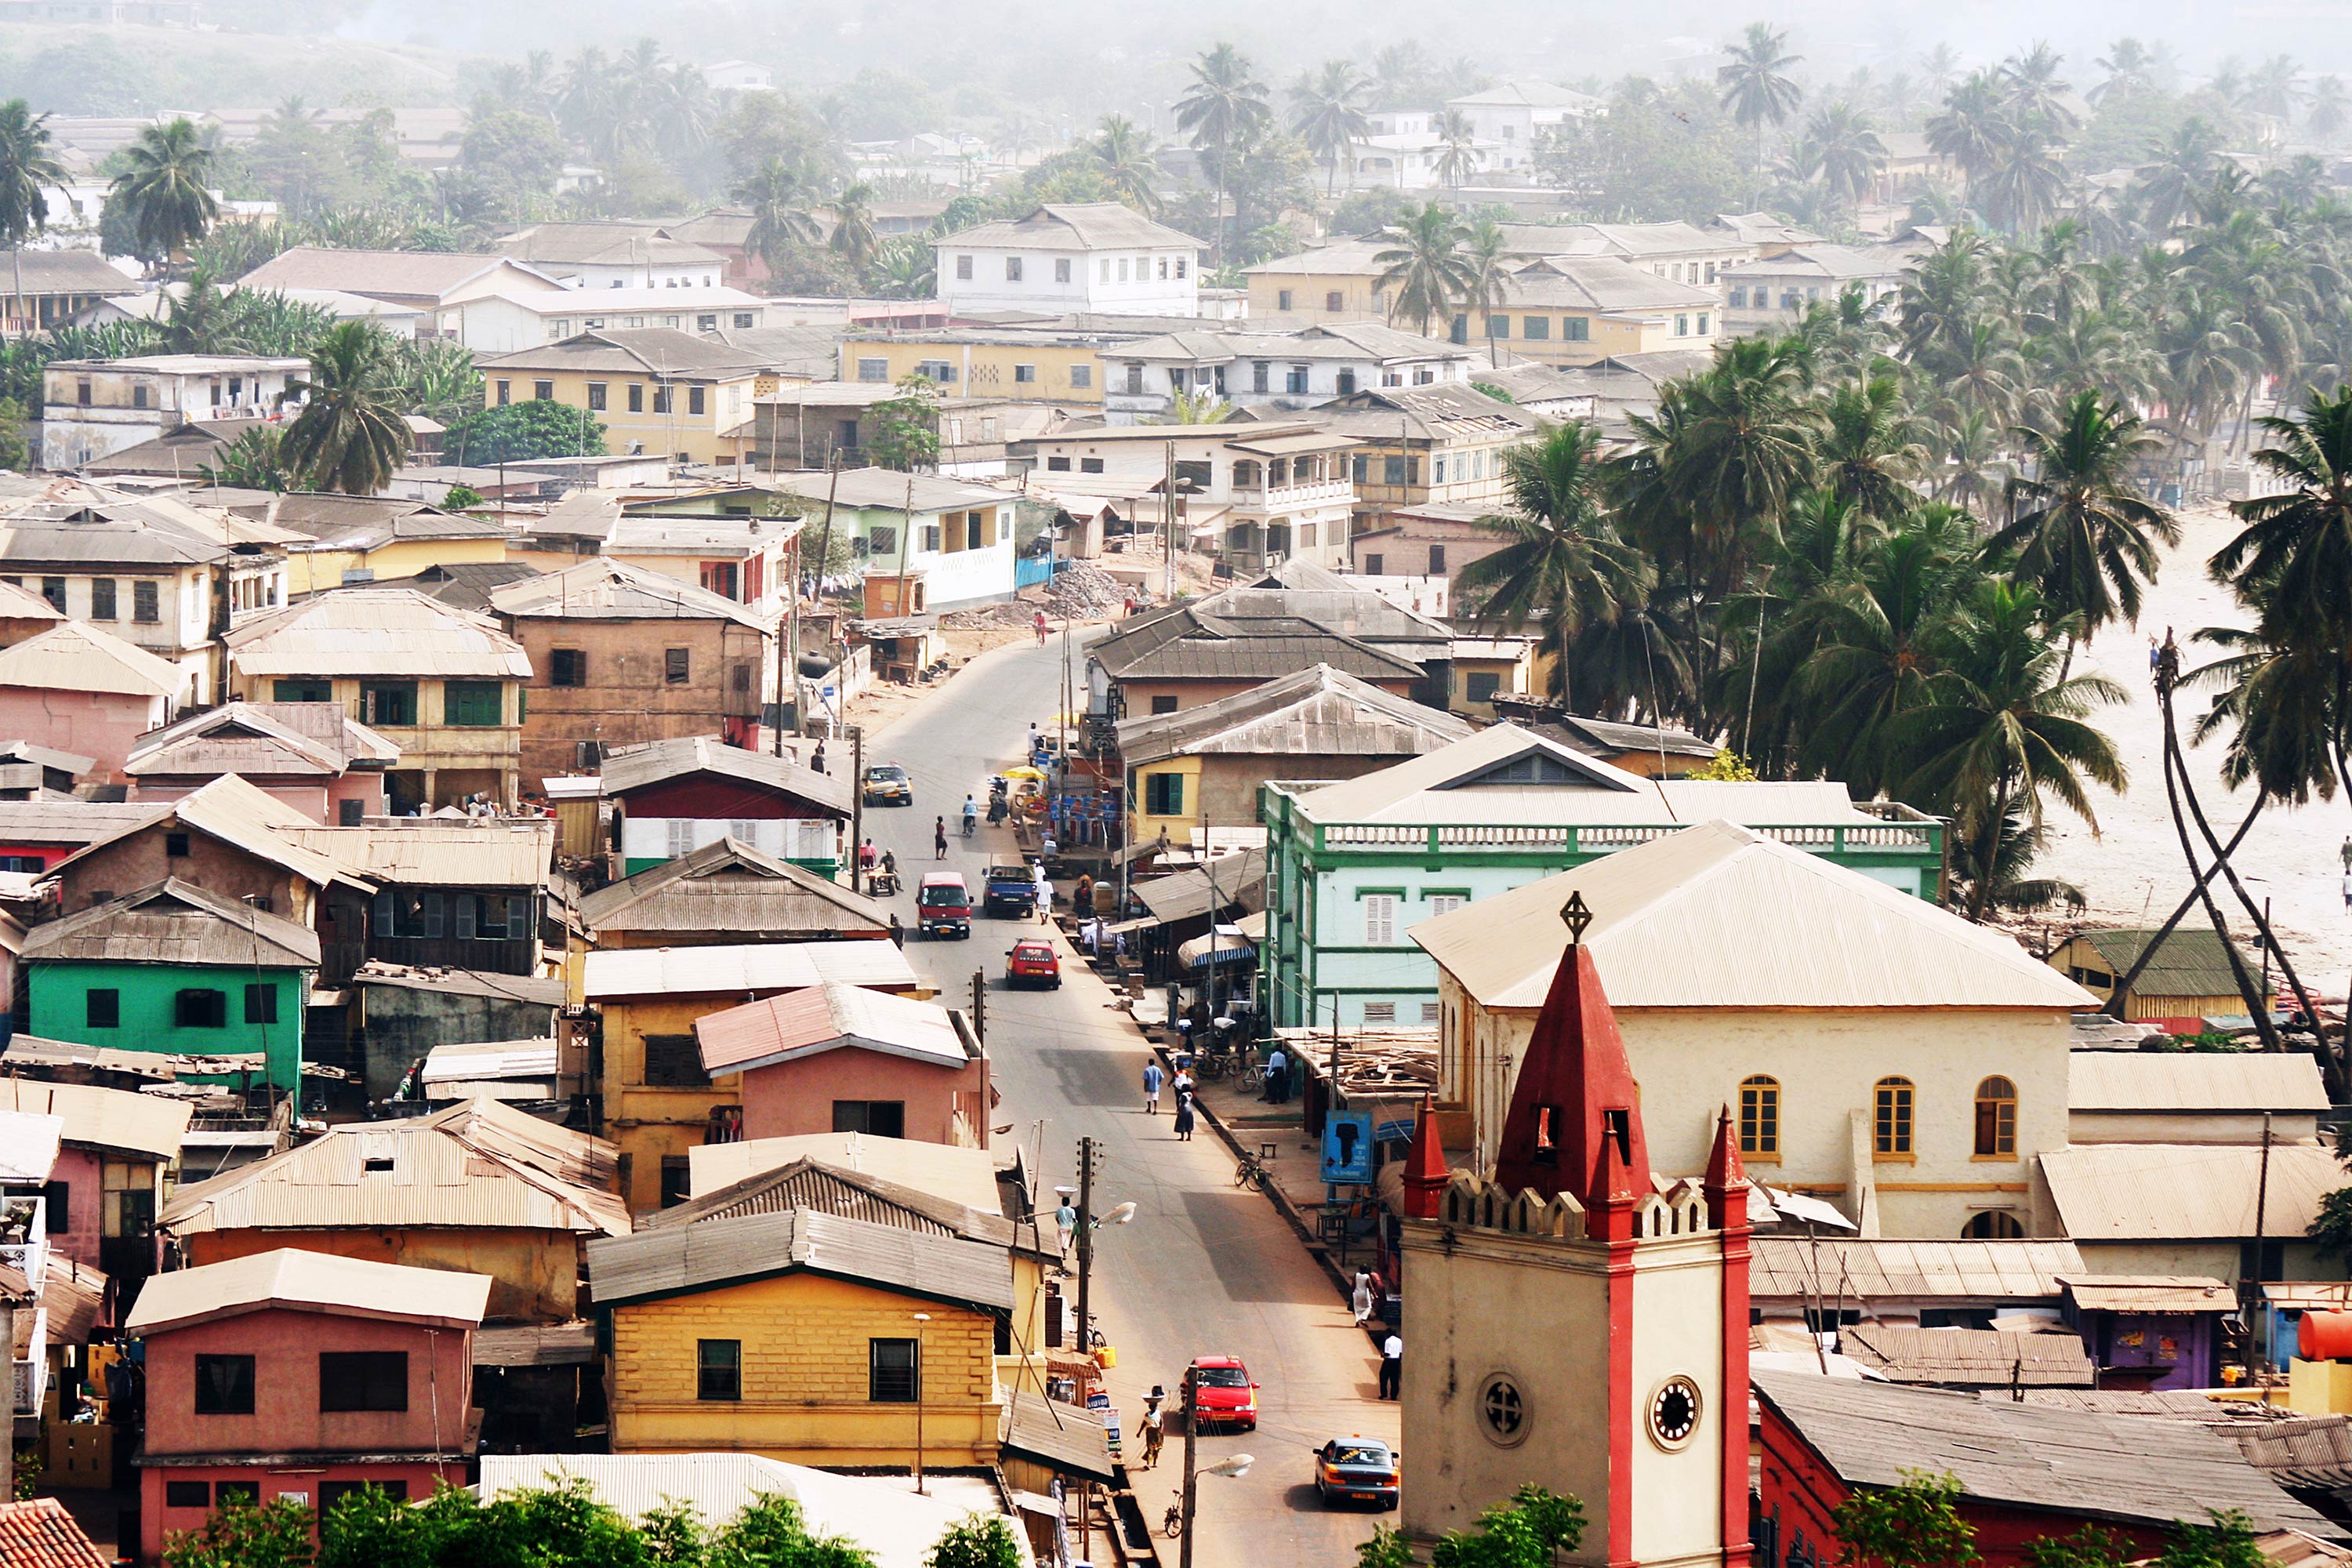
2056 1274 2236 1312
2041 1142 2346 1241
575 836 889 937
1838 1325 2096 1387
640 1155 1016 1249
1750 1238 2086 1303
125 1246 492 1335
488 557 767 627
278 820 554 888
586 1206 1012 1312
161 1097 627 1238
21 878 321 967
472 1320 598 1367
45 773 369 895
597 735 850 817
0 1079 190 1161
223 589 531 678
0 621 182 697
124 702 399 779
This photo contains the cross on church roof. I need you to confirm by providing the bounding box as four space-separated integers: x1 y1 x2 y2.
1561 891 1592 944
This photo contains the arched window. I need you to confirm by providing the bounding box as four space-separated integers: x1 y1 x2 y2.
1738 1075 1780 1159
1973 1076 2017 1157
1962 1211 2024 1240
1873 1076 1914 1157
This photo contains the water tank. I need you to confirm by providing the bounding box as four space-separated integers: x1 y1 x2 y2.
2298 1309 2352 1361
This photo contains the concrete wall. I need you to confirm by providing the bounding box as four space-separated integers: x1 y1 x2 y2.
0 686 165 784
143 1458 453 1563
936 245 1196 318
54 819 317 920
183 1226 576 1324
354 984 558 1105
510 618 768 791
734 1044 988 1147
1132 752 1402 840
608 1269 1000 1465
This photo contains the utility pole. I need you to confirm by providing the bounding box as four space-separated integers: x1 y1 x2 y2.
971 967 985 1044
1163 438 1178 601
848 724 865 893
1178 1364 1200 1568
1074 1136 1098 1357
2251 1112 2274 1374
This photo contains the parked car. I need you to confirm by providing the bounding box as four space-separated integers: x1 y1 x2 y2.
1189 1356 1258 1432
1006 938 1061 988
917 872 971 939
1312 1437 1399 1508
983 862 1038 918
862 764 913 806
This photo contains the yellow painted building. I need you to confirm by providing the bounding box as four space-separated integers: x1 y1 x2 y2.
837 332 1117 407
590 1208 1011 1466
477 328 783 468
1243 238 1393 322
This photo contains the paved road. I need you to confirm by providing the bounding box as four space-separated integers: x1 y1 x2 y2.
854 631 1399 1568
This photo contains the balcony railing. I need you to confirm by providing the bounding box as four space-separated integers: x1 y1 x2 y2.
1230 477 1354 507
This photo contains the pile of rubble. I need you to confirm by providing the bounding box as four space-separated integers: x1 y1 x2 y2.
1041 559 1129 619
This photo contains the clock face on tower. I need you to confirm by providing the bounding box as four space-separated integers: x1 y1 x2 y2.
1648 1374 1702 1450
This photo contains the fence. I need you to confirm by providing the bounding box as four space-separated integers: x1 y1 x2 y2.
1016 555 1061 590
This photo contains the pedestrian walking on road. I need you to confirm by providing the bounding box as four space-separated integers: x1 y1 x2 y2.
1054 1197 1076 1254
1143 1059 1164 1113
934 818 948 859
1173 1091 1196 1142
1140 1398 1166 1468
1035 861 1052 922
1261 1045 1288 1103
1378 1333 1402 1399
1034 611 1049 647
2342 835 2352 874
1352 1269 1374 1327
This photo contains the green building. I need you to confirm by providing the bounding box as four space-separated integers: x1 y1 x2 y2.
23 879 319 1089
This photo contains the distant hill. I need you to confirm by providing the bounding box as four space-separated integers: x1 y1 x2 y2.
0 23 474 116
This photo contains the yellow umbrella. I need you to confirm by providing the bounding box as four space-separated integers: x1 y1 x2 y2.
1002 765 1048 781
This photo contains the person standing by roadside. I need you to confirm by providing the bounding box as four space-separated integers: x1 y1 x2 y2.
1034 611 1049 648
1351 1269 1375 1327
1143 1059 1164 1114
1378 1332 1402 1399
1055 1196 1076 1255
1173 1087 1196 1142
933 817 948 859
1035 859 1053 923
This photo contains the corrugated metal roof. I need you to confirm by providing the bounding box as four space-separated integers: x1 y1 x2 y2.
582 938 915 1000
0 621 182 697
1754 1370 2347 1538
1839 1326 2096 1387
938 200 1202 252
0 1079 189 1161
420 1038 559 1083
2041 1142 2345 1241
1414 820 2090 1011
476 1454 1012 1568
1291 721 1647 821
0 1111 62 1183
575 837 890 937
2079 927 2256 1000
642 1156 1017 1250
0 801 165 846
238 247 545 302
353 962 564 1004
696 983 970 1075
161 1097 627 1237
1750 1239 2085 1302
488 557 766 627
1004 1395 1117 1483
689 1131 1008 1215
0 579 64 625
223 589 532 678
1115 664 1471 767
126 1246 492 1336
472 1320 597 1367
764 467 1007 514
1106 629 1424 684
598 736 850 817
2069 1052 2329 1114
278 821 553 888
478 328 774 380
125 702 372 779
1134 850 1265 924
48 773 365 895
22 878 321 967
2056 1274 2235 1312
586 1206 1014 1312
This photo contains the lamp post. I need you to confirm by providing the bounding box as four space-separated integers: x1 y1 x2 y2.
911 1311 931 1494
1179 1368 1254 1568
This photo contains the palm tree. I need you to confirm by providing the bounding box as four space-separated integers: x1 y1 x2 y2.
869 237 935 299
198 423 295 492
1431 108 1479 189
0 100 65 339
1091 115 1163 214
1820 375 1929 518
827 183 879 270
1157 388 1232 425
281 322 413 496
731 158 822 272
1890 579 2128 920
1918 43 1961 98
157 270 251 355
1174 42 1272 266
1457 421 1653 710
1719 21 1806 206
2093 37 2154 101
1461 218 1512 368
1806 100 1886 213
2309 76 2349 143
1925 71 2015 187
1372 202 1474 336
1289 60 1370 195
1993 392 2176 665
1979 132 2067 233
2136 119 2221 233
2000 43 2078 134
1792 512 1975 788
110 118 218 274
2249 53 2302 122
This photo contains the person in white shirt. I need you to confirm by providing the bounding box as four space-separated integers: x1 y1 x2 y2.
1379 1333 1403 1399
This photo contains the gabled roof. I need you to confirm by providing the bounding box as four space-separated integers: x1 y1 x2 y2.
0 248 131 296
21 877 321 967
1115 663 1472 767
763 466 1007 514
2070 1051 2329 1114
46 771 365 894
2038 1142 2345 1241
598 735 850 816
125 1247 492 1336
1414 819 2092 1011
0 1495 109 1568
0 620 181 698
688 1131 1008 1215
0 503 227 568
224 589 531 679
476 328 777 381
0 1078 191 1161
641 1155 1018 1249
1448 78 1602 111
575 835 891 937
1497 255 1719 312
0 578 64 624
265 492 505 549
1723 245 1904 283
1301 382 1541 441
488 557 765 627
492 222 724 269
696 982 973 1076
125 700 399 779
277 820 554 888
936 201 1203 253
1091 605 1427 684
1294 721 1643 818
2075 927 2254 1000
236 247 562 303
581 938 917 1000
161 1097 629 1237
586 1205 1013 1312
1134 849 1266 924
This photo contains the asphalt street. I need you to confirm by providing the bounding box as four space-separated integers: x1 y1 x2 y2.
852 630 1401 1567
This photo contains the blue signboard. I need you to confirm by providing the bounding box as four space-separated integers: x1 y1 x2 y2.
1321 1110 1375 1185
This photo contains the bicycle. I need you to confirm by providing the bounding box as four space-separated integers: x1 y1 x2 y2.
1234 1149 1269 1192
1163 1503 1183 1539
1196 1052 1231 1082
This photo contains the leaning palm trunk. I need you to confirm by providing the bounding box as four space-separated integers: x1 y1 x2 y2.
2101 797 2263 1019
2155 662 2283 1050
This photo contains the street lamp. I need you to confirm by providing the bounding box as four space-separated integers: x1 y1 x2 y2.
912 1312 931 1495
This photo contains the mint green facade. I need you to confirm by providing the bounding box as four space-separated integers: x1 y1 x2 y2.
1257 780 1948 1031
27 960 309 1089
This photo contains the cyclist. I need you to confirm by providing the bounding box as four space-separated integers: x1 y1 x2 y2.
961 794 978 836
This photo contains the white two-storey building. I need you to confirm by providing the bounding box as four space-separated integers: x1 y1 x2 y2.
934 203 1206 318
1099 322 1475 424
40 354 307 471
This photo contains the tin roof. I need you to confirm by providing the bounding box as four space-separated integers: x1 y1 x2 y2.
1004 1396 1117 1484
487 557 766 627
1838 1325 2096 1387
0 1078 190 1161
581 938 916 1000
2040 1142 2345 1241
936 201 1202 252
1750 1238 2085 1302
1754 1370 2346 1538
688 1131 1009 1216
21 878 321 967
0 800 166 847
223 589 531 679
2069 1051 2329 1114
575 836 891 938
125 1246 492 1336
238 247 558 303
1115 663 1471 767
642 1155 1021 1250
597 735 850 816
0 1112 62 1185
586 1205 1014 1312
278 820 554 888
2057 1274 2235 1312
0 620 182 697
1134 850 1267 924
696 982 972 1076
2076 927 2256 1000
472 1320 597 1367
124 701 401 779
46 772 368 895
477 328 775 381
161 1097 628 1237
1414 820 2089 1011
0 579 64 625
352 961 564 1005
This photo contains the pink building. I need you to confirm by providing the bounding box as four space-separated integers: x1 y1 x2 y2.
0 622 178 784
125 1248 489 1563
124 702 398 825
0 1080 188 1290
695 982 992 1147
